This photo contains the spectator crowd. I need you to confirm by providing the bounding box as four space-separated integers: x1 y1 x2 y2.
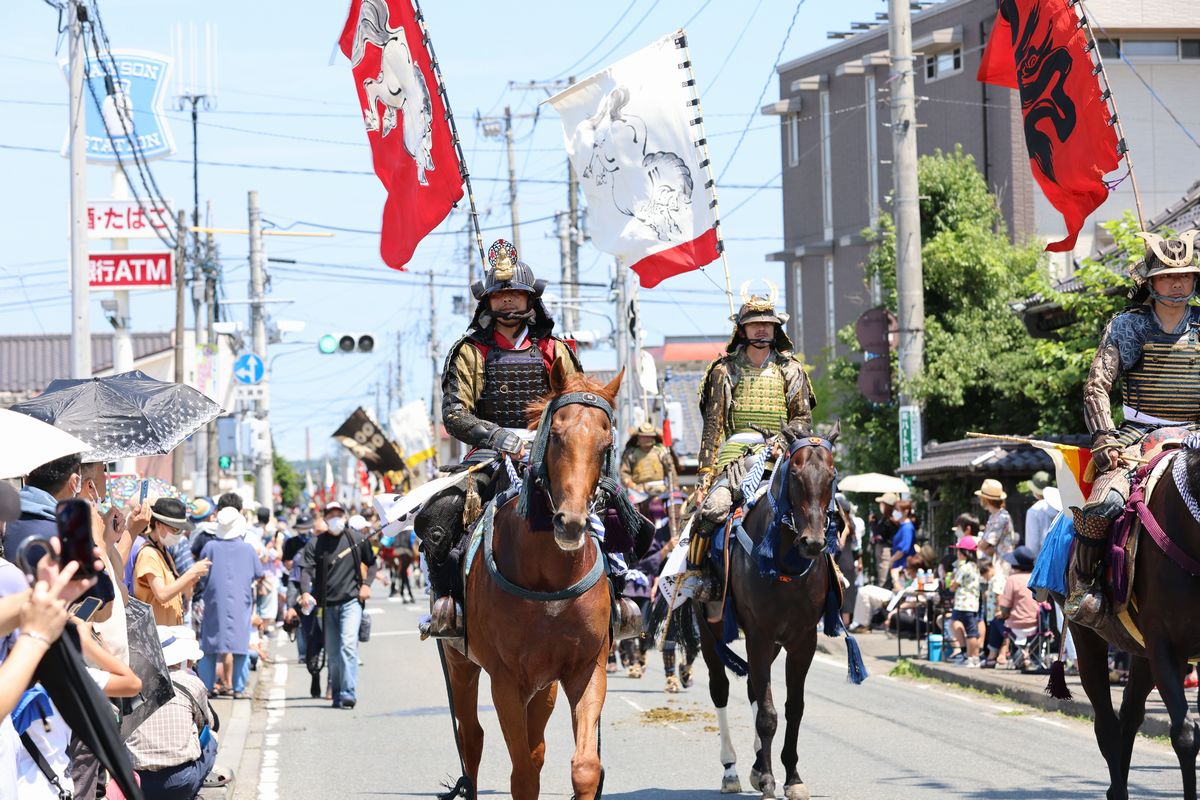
0 449 388 798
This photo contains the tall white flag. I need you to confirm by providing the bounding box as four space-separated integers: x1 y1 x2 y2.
547 31 721 288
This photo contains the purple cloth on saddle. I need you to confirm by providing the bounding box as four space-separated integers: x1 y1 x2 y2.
519 488 630 553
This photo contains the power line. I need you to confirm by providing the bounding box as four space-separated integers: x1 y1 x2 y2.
716 0 808 185
545 0 638 80
700 0 766 98
575 0 663 77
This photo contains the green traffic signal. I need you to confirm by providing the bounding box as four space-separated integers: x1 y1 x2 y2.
218 455 232 470
318 333 375 354
318 334 338 354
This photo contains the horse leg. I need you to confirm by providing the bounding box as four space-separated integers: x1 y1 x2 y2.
489 675 538 800
1117 656 1154 788
564 658 608 800
747 639 780 799
748 645 781 793
698 615 740 793
1071 622 1126 800
780 641 816 800
1147 642 1200 800
526 683 558 775
444 647 484 797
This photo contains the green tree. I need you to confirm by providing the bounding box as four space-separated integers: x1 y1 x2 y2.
273 450 303 507
828 146 1049 473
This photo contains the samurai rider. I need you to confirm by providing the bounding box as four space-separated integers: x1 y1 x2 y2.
415 239 580 638
1069 230 1200 628
678 284 817 600
619 422 678 510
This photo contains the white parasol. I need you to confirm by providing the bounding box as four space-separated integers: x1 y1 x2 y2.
837 472 911 496
0 408 91 480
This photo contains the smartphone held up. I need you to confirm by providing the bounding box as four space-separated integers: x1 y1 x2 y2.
56 498 100 579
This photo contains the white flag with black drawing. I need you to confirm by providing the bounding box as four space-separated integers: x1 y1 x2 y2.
547 31 721 288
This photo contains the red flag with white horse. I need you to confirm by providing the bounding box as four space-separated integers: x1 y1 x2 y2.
340 0 463 269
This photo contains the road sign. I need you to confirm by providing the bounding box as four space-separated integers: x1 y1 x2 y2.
855 307 898 355
60 50 175 164
234 385 267 402
233 354 265 385
899 404 923 468
857 356 892 404
85 199 173 240
88 251 172 291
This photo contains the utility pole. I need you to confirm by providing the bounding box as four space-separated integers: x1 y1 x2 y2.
478 105 536 250
566 158 581 331
557 211 571 332
110 171 136 475
428 273 442 464
204 205 220 495
888 0 926 469
248 190 273 509
172 210 188 487
68 0 91 380
395 330 404 406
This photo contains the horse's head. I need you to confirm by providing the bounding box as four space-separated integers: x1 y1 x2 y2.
527 362 624 552
781 420 840 560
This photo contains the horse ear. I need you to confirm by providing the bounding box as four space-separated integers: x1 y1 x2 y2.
828 418 841 445
603 368 624 402
550 358 571 393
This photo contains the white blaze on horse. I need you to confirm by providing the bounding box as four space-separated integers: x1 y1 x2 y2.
348 0 436 185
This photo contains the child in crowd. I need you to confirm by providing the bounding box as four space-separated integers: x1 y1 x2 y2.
948 536 982 668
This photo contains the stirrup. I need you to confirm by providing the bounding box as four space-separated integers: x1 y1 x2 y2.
613 598 644 641
419 597 464 640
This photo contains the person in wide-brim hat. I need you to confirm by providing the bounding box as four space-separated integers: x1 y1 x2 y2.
150 497 194 532
974 479 1007 503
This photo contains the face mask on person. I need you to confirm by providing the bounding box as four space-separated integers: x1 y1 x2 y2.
163 531 183 548
327 517 346 535
891 510 903 522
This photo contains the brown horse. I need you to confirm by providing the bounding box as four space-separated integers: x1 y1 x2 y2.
1064 444 1200 800
697 423 856 800
441 363 623 800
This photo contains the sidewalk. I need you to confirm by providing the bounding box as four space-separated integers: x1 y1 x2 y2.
821 629 1176 738
195 655 264 800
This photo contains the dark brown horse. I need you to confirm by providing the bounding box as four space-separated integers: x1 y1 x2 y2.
697 423 856 800
442 363 623 800
1065 444 1200 800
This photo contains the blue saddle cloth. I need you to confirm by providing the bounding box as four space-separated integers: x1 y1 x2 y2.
1029 511 1073 599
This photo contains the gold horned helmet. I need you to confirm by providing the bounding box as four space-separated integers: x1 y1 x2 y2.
1132 230 1200 283
733 280 789 327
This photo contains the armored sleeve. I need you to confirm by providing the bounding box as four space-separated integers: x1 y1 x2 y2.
1083 319 1122 445
697 360 730 473
618 447 637 486
440 340 498 450
783 356 816 429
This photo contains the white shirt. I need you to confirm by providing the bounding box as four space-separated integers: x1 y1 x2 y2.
15 670 108 799
1024 497 1058 555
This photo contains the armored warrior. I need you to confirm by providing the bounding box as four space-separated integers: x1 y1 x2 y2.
419 239 582 638
678 284 816 598
619 422 678 500
1069 230 1200 627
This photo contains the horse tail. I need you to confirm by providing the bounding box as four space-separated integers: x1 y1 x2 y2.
350 0 393 66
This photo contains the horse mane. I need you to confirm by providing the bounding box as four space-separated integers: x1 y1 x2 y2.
525 373 618 429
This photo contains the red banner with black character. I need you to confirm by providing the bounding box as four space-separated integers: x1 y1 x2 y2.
339 0 463 269
977 0 1120 252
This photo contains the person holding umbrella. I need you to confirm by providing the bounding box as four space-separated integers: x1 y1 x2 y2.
134 498 210 626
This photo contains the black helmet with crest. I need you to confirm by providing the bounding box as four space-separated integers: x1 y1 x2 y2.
467 239 557 338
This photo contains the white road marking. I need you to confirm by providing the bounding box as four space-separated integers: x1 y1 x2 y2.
365 607 384 615
258 656 289 800
371 630 419 637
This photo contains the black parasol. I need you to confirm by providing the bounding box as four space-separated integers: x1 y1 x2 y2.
35 626 144 800
9 370 222 463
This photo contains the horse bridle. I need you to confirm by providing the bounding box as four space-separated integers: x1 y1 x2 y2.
517 390 617 520
769 434 837 536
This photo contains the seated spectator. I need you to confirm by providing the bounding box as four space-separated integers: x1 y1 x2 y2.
135 499 210 626
849 557 920 632
948 536 982 668
125 626 219 800
986 546 1040 667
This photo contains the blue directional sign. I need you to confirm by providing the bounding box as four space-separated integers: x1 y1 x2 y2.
233 354 265 385
61 50 176 164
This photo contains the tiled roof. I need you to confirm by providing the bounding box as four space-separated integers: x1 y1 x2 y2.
898 435 1090 479
0 332 174 394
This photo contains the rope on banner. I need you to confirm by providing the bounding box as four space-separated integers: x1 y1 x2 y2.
412 0 487 277
674 29 735 318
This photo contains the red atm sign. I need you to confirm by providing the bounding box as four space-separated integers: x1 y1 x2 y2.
89 252 173 291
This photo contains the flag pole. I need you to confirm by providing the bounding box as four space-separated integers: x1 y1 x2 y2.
1073 0 1147 231
675 29 735 318
411 0 487 276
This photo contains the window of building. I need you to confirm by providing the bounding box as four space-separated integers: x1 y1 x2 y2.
819 91 833 240
924 46 962 82
788 113 800 167
1122 39 1178 60
1097 38 1120 59
1182 39 1200 60
824 256 836 351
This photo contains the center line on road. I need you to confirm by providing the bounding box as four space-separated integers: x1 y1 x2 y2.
372 630 419 637
259 656 288 800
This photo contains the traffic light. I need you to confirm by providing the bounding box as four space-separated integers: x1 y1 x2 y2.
218 455 232 471
317 333 375 354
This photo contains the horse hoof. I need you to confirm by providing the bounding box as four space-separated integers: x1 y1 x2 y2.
750 768 763 790
721 775 743 794
785 783 810 800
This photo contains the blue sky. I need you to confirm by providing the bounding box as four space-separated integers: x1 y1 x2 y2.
0 0 882 459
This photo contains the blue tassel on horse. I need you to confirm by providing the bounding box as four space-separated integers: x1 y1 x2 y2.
844 633 869 685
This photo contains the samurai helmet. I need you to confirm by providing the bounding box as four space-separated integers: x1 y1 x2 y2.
1133 230 1200 282
471 239 547 300
725 280 794 353
732 280 789 327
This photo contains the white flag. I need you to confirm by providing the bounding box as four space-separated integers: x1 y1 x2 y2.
389 400 436 470
547 31 720 288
